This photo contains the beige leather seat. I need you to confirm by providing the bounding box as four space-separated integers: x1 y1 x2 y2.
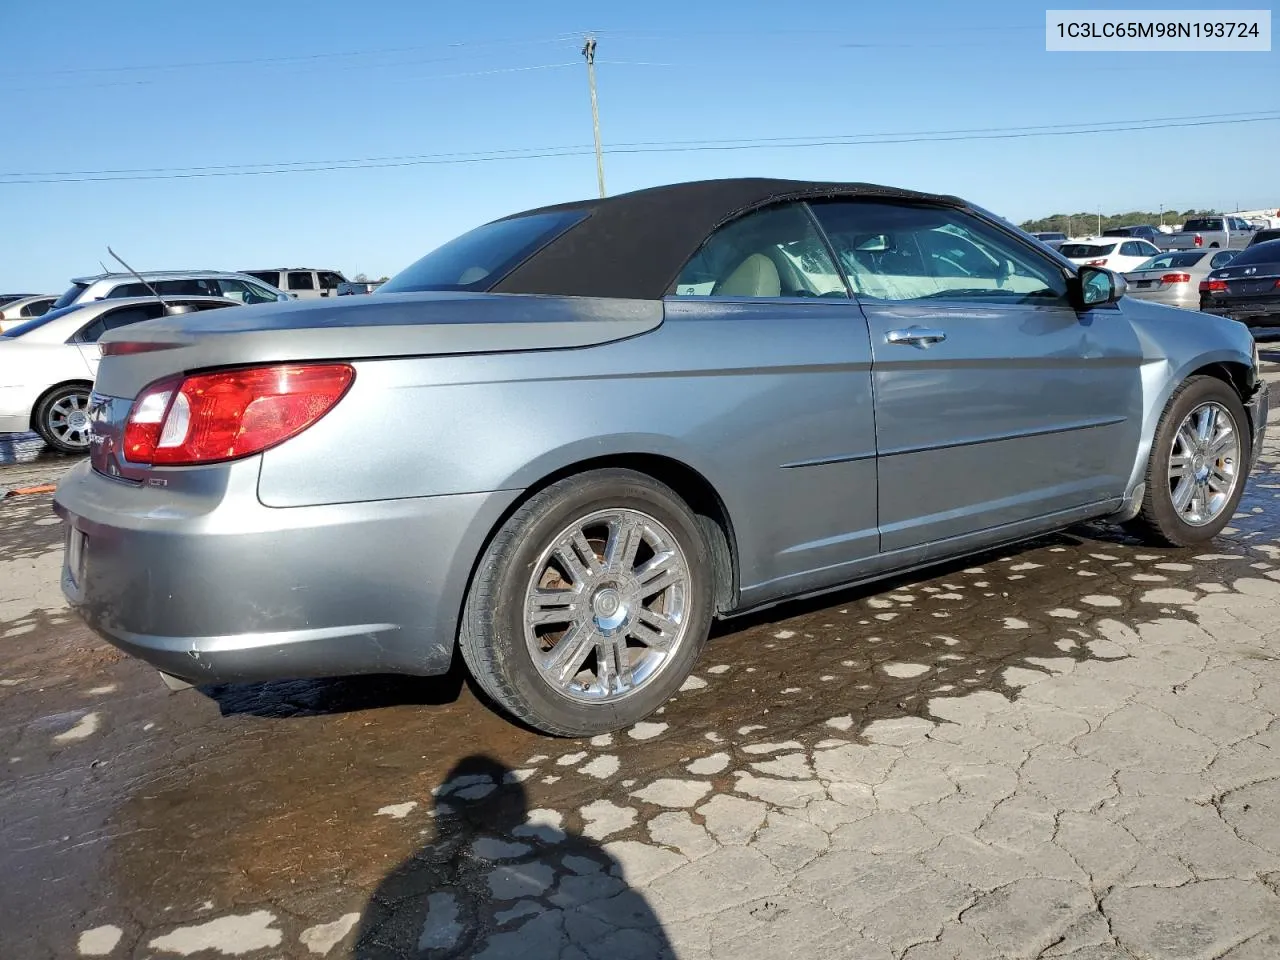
713 253 781 297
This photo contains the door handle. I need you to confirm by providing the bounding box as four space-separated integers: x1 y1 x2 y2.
886 327 947 346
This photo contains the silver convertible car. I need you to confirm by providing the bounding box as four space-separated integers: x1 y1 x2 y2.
54 178 1268 736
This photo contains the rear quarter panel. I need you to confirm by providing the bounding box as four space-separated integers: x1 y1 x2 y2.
257 299 880 603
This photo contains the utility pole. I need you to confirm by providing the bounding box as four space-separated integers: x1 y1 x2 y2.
1159 203 1164 227
582 35 606 198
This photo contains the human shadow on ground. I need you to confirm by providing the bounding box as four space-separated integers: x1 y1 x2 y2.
352 754 675 959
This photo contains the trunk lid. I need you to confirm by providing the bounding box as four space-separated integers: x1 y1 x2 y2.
87 291 662 484
92 291 662 398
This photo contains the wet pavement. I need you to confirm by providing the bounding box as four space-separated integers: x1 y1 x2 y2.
5 384 1280 959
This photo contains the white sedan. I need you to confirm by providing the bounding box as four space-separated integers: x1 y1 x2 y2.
1060 237 1164 273
0 296 237 452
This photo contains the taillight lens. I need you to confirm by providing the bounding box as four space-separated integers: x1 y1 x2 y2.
123 364 354 466
1086 258 1107 266
1198 279 1228 294
1160 273 1192 284
1194 235 1203 247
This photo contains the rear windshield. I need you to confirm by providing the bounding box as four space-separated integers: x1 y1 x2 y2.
1224 240 1280 267
1060 243 1116 258
1182 218 1224 232
1252 230 1280 245
51 282 88 309
1034 232 1066 241
1102 229 1133 237
1135 251 1208 271
379 211 588 294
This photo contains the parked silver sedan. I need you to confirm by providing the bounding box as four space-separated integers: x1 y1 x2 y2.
1124 249 1240 309
53 178 1269 736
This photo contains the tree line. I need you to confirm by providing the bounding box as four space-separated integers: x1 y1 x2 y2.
1019 209 1220 234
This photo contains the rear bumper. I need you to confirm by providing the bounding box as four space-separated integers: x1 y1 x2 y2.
1126 290 1197 310
1202 301 1280 327
52 459 519 685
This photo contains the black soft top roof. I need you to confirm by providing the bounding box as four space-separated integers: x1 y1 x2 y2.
490 177 967 300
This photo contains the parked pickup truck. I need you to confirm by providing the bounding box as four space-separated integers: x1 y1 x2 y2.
1160 216 1254 251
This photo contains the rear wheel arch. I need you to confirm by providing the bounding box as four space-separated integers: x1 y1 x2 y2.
29 379 94 431
463 453 738 630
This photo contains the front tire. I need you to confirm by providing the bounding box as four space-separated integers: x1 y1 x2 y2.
459 469 714 737
33 384 92 454
1126 375 1251 546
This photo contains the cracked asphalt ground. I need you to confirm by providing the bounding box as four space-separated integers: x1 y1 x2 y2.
5 375 1280 960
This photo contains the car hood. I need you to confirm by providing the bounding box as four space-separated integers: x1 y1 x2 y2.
92 291 663 397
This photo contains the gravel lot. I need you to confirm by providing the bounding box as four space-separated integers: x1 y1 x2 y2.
4 374 1280 959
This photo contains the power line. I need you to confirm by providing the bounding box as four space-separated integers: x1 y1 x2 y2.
5 110 1273 180
0 33 587 79
2 114 1276 185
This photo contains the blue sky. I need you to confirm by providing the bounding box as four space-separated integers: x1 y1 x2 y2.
1 0 1276 291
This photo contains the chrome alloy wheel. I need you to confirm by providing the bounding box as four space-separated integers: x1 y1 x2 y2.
523 508 691 702
1169 401 1240 527
47 391 91 449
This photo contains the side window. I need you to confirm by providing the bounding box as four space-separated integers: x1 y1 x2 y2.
288 272 315 291
1119 242 1138 257
156 278 215 296
317 271 343 290
75 305 164 343
214 278 275 304
810 201 1069 304
673 203 846 299
21 299 53 318
246 271 280 287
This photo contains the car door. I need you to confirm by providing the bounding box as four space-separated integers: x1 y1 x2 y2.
317 271 344 298
286 271 317 299
1118 241 1150 271
1135 240 1162 264
808 199 1144 555
71 303 167 375
663 201 879 602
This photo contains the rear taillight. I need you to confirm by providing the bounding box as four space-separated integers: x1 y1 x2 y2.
1198 279 1228 294
1160 273 1192 284
1086 259 1107 266
1194 234 1203 247
123 364 354 466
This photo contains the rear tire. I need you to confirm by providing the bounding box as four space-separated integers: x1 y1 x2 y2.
1126 375 1250 547
33 384 92 454
459 469 714 737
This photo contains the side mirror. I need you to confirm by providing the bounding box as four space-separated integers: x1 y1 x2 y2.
277 293 292 302
1077 266 1126 308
